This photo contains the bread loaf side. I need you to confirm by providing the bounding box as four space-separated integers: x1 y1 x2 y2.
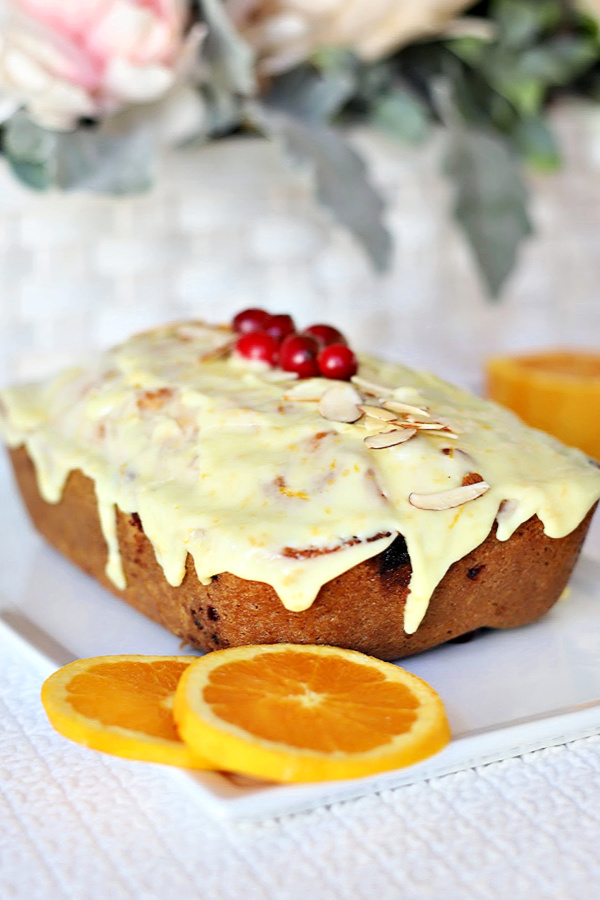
10 446 594 660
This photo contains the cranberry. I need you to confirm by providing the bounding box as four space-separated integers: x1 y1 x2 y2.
303 324 347 348
266 314 295 343
279 334 320 378
236 332 279 365
232 308 271 335
317 343 358 380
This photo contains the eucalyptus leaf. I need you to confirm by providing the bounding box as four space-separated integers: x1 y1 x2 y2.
5 155 51 192
54 126 156 193
492 0 561 48
445 127 532 297
521 38 598 85
200 0 256 97
261 109 392 272
201 83 245 136
3 111 158 193
493 69 544 116
448 36 489 66
265 66 355 124
514 116 560 172
312 48 356 76
372 90 429 144
3 113 56 191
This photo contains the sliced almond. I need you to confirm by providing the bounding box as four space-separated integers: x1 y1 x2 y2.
392 386 426 402
364 427 417 449
351 375 395 397
319 383 363 423
409 481 490 510
198 339 236 362
425 429 458 439
412 423 459 434
357 404 397 422
382 400 431 418
283 380 325 400
262 369 299 383
175 322 221 342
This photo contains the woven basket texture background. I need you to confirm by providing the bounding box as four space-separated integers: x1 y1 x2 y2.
1 105 599 389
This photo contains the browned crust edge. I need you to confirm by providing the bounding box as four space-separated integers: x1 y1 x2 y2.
8 445 596 661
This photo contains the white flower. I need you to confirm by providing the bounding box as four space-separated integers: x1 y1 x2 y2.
228 0 478 73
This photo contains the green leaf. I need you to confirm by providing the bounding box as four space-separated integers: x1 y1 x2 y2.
2 111 157 194
201 83 245 136
3 113 56 191
520 37 598 85
260 109 392 272
371 90 429 144
200 0 256 97
312 47 356 76
492 0 561 48
514 116 560 172
445 127 532 298
54 127 156 193
494 69 545 115
448 36 489 66
265 66 356 124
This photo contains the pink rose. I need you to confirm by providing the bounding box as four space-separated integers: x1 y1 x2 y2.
0 0 190 129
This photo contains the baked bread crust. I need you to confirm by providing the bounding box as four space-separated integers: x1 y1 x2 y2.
9 445 594 660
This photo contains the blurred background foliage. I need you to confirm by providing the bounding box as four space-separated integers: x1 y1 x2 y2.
1 0 599 297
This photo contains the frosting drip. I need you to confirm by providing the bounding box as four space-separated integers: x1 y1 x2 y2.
1 321 599 634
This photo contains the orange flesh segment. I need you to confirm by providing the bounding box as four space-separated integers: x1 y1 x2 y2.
174 644 451 782
66 660 190 742
203 652 418 753
41 655 213 769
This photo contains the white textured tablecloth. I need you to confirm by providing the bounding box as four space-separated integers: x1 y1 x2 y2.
3 576 600 900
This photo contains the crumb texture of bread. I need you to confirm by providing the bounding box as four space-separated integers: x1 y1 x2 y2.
9 446 594 660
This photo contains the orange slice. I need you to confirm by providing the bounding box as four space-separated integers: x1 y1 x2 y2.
173 644 450 783
486 350 600 460
41 655 212 768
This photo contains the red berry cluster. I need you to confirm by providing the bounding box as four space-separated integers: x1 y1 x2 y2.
232 308 358 381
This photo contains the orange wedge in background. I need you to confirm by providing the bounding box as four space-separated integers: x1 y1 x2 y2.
41 655 213 768
173 644 450 783
486 350 600 461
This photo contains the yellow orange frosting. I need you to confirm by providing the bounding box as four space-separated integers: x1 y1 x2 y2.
1 321 599 634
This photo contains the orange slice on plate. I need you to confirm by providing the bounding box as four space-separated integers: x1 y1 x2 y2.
41 655 212 768
173 643 450 783
486 350 600 460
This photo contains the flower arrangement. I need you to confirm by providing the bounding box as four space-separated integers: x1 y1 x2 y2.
0 0 598 295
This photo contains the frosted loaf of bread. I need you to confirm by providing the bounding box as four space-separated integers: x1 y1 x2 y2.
1 321 599 653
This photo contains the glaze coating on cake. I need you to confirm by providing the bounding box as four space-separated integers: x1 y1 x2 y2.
1 320 599 650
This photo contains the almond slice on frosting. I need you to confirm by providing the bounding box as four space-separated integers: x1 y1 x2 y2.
364 427 418 449
409 481 490 510
198 339 236 362
382 400 431 418
357 404 398 422
351 375 395 397
425 430 459 439
319 383 363 423
404 420 450 431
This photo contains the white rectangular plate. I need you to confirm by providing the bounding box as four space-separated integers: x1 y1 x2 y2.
1 452 600 820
